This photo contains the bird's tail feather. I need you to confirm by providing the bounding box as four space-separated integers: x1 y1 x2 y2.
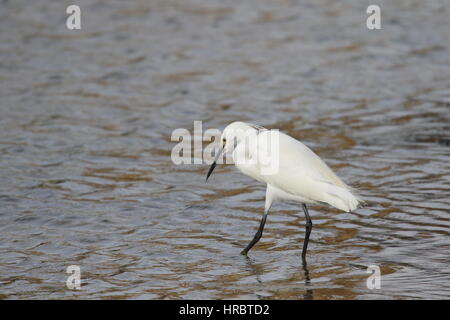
320 183 364 212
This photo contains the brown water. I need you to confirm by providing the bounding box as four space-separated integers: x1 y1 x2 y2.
1 0 449 299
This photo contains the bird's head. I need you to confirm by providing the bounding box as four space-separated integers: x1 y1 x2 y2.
220 121 256 153
206 121 259 181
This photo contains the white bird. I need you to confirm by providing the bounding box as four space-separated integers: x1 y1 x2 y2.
206 121 363 261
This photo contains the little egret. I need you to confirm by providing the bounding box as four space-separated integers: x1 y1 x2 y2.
206 121 363 261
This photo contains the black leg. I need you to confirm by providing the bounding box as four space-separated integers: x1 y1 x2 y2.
241 213 268 256
301 204 313 262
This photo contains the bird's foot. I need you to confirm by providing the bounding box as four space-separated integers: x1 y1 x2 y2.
240 249 248 256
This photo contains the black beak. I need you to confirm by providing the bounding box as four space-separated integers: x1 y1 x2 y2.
206 147 223 181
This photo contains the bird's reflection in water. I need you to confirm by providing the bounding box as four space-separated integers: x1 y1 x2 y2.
302 260 313 300
244 256 314 300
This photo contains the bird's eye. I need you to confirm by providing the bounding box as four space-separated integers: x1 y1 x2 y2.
222 138 226 145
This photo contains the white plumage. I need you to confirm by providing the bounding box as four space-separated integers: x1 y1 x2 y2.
206 121 363 260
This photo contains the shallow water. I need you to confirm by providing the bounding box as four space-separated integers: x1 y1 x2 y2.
0 0 449 299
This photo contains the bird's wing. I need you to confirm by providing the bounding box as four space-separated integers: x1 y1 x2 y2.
254 130 361 212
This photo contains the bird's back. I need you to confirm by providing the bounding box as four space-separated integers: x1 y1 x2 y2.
275 132 349 187
237 130 362 212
